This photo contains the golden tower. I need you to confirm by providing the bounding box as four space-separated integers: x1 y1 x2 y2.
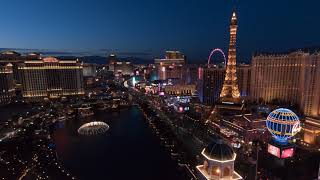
220 11 241 103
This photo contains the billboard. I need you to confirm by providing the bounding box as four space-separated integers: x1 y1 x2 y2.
268 144 280 158
268 143 295 159
281 148 294 158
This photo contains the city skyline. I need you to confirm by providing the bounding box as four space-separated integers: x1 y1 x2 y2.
0 1 320 180
1 0 320 62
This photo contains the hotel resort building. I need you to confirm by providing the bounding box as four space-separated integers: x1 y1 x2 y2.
0 63 15 103
251 50 320 118
18 57 84 101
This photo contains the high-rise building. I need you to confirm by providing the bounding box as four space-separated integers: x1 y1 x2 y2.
107 54 133 76
220 11 241 103
198 64 250 105
0 51 43 84
183 64 199 85
0 51 24 82
114 61 133 75
0 63 15 103
237 64 251 97
154 51 186 82
299 52 320 118
83 63 97 89
251 50 320 118
199 67 225 105
108 54 117 71
18 57 84 101
83 63 97 77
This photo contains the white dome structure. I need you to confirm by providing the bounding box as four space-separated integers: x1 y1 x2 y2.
196 139 242 180
78 121 109 135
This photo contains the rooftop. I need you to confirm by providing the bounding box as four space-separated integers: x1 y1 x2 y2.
202 139 236 162
253 47 320 57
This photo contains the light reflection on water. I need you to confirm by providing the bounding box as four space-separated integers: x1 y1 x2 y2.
53 106 184 180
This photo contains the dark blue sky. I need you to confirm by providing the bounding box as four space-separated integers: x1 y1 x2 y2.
0 0 319 63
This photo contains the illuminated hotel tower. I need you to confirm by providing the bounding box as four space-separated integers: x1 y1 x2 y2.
18 57 84 101
220 11 241 103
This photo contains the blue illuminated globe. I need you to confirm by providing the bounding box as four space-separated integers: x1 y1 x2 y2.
266 108 301 143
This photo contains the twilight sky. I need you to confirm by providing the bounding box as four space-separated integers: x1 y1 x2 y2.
0 0 319 63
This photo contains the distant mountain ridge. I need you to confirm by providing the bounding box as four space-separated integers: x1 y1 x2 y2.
60 56 153 65
0 48 154 64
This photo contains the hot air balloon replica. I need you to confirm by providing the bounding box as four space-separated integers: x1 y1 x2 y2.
266 108 301 159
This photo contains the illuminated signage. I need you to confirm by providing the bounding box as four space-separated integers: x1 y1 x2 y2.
292 122 301 136
268 144 280 158
268 144 295 159
281 148 294 158
179 107 184 112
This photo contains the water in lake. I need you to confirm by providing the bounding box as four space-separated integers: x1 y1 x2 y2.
53 106 184 180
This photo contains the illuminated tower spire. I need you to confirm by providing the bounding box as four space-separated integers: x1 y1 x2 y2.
220 10 241 103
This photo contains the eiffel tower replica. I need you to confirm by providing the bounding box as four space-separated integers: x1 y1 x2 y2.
207 10 244 123
216 10 244 111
